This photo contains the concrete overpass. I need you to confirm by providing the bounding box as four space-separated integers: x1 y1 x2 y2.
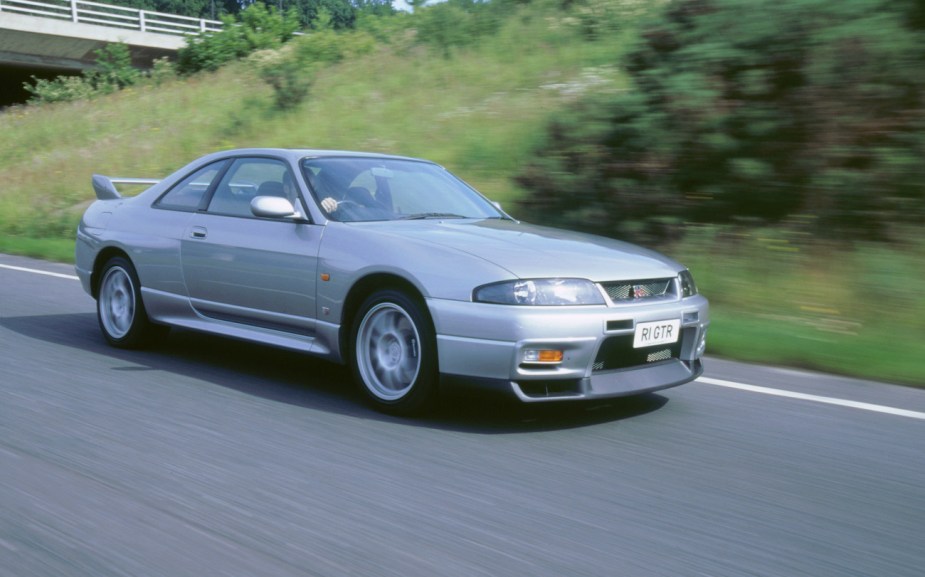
0 0 220 105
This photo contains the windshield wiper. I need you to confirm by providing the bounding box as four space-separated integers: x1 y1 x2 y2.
399 212 468 220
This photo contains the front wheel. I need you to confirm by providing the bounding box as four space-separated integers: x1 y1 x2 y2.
97 256 167 349
350 289 438 415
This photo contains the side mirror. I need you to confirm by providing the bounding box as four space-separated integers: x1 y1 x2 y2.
251 196 300 219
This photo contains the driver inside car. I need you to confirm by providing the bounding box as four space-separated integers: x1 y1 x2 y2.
311 170 390 220
305 168 347 214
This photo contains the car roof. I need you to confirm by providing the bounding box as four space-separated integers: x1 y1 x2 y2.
198 148 428 164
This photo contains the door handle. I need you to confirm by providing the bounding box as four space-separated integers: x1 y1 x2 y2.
190 226 207 239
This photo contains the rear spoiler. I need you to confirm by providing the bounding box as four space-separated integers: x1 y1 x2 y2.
91 174 161 200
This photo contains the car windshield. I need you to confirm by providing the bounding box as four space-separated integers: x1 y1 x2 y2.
300 156 506 223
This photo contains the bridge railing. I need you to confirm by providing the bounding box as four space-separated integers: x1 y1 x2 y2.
0 0 222 35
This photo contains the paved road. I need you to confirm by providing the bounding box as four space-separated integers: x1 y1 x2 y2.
1 254 923 577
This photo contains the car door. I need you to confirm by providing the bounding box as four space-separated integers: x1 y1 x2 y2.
180 156 321 336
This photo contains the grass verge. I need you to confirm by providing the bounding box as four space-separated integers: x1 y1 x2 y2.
0 236 75 263
671 228 924 387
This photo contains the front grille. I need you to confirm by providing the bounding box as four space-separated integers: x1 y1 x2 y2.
592 335 681 372
601 278 674 303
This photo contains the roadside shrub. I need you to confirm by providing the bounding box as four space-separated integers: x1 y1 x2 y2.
240 3 301 49
294 24 376 64
355 10 412 46
176 17 247 73
24 43 139 104
254 10 376 111
177 4 301 74
255 48 313 110
149 57 177 86
568 0 654 40
87 42 140 92
414 0 512 58
516 0 925 244
24 75 96 104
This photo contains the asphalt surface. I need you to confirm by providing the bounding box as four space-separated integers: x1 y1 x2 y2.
1 253 923 577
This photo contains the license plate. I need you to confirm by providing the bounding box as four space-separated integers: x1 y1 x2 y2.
633 319 681 348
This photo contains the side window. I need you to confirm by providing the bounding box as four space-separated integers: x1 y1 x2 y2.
155 161 226 210
207 158 294 217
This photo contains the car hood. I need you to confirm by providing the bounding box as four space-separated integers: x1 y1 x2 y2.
365 219 683 281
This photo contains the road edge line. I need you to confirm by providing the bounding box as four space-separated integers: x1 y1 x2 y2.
0 263 78 281
698 376 925 420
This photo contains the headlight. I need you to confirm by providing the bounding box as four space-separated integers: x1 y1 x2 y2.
679 270 698 297
473 279 605 306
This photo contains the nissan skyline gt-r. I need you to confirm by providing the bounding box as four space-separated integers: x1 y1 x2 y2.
75 148 709 414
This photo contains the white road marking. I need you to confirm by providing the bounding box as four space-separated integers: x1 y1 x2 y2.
0 263 78 281
698 376 925 420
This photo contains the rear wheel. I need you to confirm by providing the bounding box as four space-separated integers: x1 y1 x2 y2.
97 256 166 348
350 289 438 415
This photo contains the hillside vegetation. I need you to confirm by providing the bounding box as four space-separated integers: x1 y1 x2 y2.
1 0 922 386
1 0 637 243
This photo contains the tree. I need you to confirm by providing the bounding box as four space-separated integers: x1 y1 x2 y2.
516 0 925 244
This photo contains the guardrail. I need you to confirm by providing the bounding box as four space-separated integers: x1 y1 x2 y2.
0 0 222 35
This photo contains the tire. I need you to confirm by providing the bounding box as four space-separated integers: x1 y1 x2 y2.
350 289 438 415
96 256 167 349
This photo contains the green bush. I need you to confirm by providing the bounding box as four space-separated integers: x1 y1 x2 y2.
355 10 411 46
516 0 925 244
87 42 140 92
177 4 301 74
294 18 376 64
256 49 313 110
24 43 139 104
414 0 514 58
149 57 177 86
24 75 97 104
240 3 301 49
254 11 377 111
176 17 248 73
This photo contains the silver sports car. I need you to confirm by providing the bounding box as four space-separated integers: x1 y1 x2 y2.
76 148 709 414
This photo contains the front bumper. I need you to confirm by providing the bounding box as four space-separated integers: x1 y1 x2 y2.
429 295 709 402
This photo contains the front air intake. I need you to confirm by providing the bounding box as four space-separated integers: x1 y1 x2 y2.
592 335 682 372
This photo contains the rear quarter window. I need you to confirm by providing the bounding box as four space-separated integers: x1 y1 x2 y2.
155 160 227 210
